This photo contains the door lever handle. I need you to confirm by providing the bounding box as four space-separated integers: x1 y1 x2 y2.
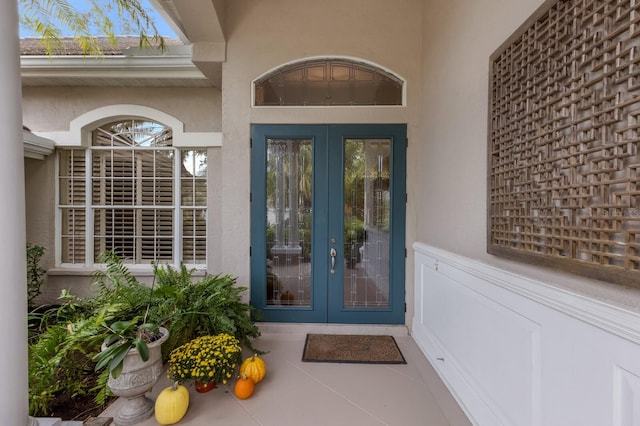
330 248 337 274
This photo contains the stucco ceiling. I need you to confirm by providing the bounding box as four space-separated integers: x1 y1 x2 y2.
152 0 226 85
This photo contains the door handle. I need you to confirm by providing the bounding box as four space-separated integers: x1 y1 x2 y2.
330 248 337 274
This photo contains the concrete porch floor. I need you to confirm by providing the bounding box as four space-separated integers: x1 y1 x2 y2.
101 324 471 425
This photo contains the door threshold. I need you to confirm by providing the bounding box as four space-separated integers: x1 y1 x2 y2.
257 322 409 336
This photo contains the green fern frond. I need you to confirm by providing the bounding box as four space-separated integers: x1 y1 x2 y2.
92 369 113 406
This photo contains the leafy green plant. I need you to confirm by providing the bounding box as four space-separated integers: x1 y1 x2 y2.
27 265 107 417
26 243 46 309
91 250 153 318
28 251 262 417
28 324 68 415
93 319 160 379
89 251 166 379
28 251 152 415
28 313 106 416
149 263 262 354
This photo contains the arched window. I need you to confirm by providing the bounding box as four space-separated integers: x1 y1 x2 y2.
254 58 404 106
58 118 207 266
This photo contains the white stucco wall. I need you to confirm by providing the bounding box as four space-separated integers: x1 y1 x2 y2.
25 157 55 271
418 0 640 310
418 0 542 258
22 86 221 132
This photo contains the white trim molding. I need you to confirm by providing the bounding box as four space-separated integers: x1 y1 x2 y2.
23 130 55 160
20 45 204 82
35 104 222 148
412 242 640 425
414 243 640 344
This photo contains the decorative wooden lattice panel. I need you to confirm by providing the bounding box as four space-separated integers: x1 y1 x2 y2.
488 0 640 285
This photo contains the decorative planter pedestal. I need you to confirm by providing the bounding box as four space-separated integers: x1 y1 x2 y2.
106 327 169 426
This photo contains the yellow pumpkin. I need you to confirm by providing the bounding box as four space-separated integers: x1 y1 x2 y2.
155 383 190 425
234 374 255 399
239 354 267 384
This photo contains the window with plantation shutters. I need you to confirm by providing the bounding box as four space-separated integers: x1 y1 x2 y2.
58 119 207 265
59 149 87 264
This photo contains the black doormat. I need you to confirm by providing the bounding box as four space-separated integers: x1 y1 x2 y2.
302 334 406 364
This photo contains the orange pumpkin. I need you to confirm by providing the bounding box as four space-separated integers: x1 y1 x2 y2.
234 374 255 399
239 354 267 384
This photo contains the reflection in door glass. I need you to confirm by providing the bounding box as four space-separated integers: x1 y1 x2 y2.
344 139 391 309
265 139 312 307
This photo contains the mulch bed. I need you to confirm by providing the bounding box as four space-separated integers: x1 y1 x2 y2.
45 374 115 421
48 392 109 421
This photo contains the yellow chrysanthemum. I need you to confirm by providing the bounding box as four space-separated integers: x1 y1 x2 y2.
167 333 242 383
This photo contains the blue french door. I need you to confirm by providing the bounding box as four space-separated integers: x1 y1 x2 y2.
250 124 406 323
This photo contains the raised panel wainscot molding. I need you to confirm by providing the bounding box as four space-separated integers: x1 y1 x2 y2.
413 242 640 426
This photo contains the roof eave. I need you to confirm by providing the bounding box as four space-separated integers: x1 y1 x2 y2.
20 53 208 82
23 130 55 160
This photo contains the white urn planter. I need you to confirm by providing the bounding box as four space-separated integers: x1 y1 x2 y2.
106 327 169 426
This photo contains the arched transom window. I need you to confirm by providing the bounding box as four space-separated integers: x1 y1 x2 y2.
58 119 207 266
254 58 404 106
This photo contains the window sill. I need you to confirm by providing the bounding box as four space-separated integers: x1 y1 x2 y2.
48 265 208 277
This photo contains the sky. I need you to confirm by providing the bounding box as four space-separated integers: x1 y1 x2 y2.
19 0 178 38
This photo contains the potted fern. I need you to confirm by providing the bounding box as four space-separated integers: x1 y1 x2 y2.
150 263 261 353
91 252 169 426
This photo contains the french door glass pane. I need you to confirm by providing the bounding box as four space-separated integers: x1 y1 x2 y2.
265 139 312 307
343 139 391 309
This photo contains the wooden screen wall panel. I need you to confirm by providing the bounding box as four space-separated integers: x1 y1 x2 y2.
488 0 640 286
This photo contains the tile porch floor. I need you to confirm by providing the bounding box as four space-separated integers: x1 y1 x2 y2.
101 324 472 426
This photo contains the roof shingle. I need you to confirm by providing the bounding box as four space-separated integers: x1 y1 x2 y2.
20 36 183 56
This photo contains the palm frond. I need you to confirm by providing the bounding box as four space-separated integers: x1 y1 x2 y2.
19 0 166 55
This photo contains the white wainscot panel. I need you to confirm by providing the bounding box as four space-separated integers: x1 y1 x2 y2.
413 243 640 426
615 366 640 426
417 253 540 426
